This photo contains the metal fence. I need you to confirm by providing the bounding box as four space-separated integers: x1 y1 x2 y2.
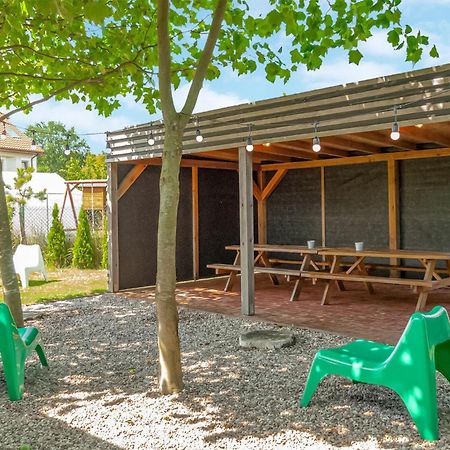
10 192 105 243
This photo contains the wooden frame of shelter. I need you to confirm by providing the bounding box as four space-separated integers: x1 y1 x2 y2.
106 63 450 315
61 179 107 229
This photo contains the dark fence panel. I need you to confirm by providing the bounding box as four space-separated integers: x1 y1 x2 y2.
199 169 240 277
400 156 450 272
325 162 388 248
267 168 322 246
117 165 192 289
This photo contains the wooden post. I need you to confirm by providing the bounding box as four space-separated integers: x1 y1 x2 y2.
257 169 267 244
387 160 399 276
192 167 199 280
239 146 255 316
107 163 120 292
321 167 326 247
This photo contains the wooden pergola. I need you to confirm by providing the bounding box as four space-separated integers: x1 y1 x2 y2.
106 63 450 314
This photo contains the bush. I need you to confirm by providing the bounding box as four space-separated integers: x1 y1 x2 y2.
72 209 95 269
102 215 108 269
46 204 67 267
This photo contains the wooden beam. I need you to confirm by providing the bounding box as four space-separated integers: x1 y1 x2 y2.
347 131 416 150
261 147 450 171
239 146 255 316
401 125 450 147
280 141 350 158
252 180 262 202
252 151 291 162
321 136 380 154
107 163 120 292
254 144 312 160
117 163 147 200
262 169 287 200
257 170 267 244
124 156 240 171
272 143 320 160
321 167 326 247
194 150 239 162
192 167 199 280
387 160 399 276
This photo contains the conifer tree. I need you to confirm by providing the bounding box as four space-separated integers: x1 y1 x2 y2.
46 203 67 268
72 209 95 269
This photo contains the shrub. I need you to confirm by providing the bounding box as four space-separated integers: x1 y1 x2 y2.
102 215 108 269
46 203 67 267
72 209 95 269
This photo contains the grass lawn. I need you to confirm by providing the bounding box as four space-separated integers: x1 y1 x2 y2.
0 269 108 305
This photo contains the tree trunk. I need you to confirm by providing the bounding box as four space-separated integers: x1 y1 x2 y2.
0 160 24 327
155 125 184 394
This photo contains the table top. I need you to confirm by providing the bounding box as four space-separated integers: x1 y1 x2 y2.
319 247 450 260
225 244 321 255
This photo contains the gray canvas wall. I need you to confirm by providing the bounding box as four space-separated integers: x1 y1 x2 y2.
400 156 450 255
117 165 192 290
199 169 240 277
325 163 388 248
267 168 322 246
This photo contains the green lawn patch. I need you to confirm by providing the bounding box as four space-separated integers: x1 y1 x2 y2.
0 269 108 305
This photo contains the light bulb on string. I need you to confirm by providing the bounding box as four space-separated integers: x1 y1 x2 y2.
390 107 400 140
312 136 321 152
1 122 6 140
195 117 203 143
148 123 155 146
312 122 321 152
64 134 71 155
246 124 254 152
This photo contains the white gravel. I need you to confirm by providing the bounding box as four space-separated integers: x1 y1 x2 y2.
1 294 450 449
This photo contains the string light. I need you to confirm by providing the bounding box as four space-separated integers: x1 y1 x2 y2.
64 134 71 155
1 122 6 140
147 122 155 146
246 124 254 152
195 117 203 143
312 122 321 152
390 106 400 141
30 130 37 150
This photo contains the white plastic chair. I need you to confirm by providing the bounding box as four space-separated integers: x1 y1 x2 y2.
13 244 48 289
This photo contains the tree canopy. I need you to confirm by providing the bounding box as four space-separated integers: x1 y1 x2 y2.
26 121 89 177
0 1 437 122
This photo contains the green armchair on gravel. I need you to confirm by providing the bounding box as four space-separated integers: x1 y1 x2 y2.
300 305 450 441
0 303 48 401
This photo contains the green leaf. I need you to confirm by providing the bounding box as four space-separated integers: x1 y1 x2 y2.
349 49 363 65
430 45 439 58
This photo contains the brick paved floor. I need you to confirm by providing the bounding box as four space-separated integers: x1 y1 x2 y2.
122 274 450 344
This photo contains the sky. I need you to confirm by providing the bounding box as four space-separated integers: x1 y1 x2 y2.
12 0 450 152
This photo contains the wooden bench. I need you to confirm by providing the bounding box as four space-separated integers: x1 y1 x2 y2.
207 263 307 301
301 271 433 287
300 271 434 306
207 263 300 277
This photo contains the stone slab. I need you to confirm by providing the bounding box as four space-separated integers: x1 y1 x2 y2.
239 330 296 350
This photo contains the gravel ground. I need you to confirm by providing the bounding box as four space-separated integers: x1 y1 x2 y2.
1 294 450 450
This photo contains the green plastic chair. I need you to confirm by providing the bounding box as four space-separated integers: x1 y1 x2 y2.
300 305 450 441
0 303 48 401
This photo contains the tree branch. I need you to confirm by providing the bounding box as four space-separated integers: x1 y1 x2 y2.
157 0 176 120
0 82 79 122
0 60 137 122
180 0 228 123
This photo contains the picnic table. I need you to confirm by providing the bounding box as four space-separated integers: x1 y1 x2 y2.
207 244 321 301
302 248 450 311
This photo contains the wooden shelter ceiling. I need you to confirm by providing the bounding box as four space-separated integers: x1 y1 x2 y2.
187 121 450 165
107 63 450 166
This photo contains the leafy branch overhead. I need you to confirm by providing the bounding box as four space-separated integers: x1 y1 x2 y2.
0 0 438 121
